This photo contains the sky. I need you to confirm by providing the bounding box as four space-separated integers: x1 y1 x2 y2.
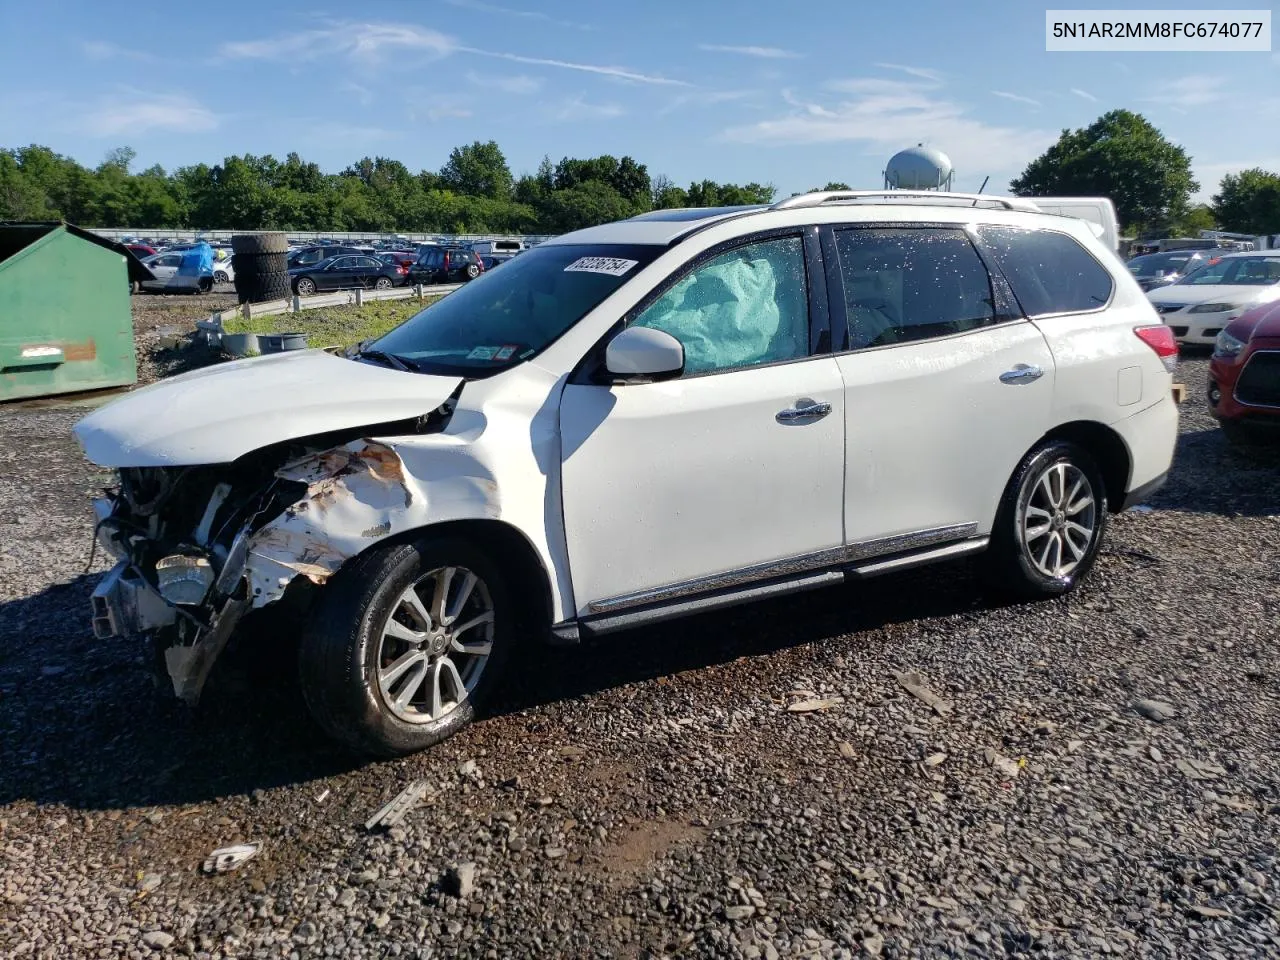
1 0 1277 203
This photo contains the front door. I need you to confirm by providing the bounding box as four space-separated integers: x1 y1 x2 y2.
825 224 1055 548
558 232 846 617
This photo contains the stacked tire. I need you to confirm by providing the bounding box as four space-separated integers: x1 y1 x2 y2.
231 233 291 304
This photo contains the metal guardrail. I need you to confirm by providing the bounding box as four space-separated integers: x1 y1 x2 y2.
93 227 555 245
196 283 462 342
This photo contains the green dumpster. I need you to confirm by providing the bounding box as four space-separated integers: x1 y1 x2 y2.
0 222 141 402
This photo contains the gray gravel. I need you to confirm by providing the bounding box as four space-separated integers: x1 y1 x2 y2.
2 356 1279 959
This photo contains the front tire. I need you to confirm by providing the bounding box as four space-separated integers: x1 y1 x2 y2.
983 440 1107 600
298 538 512 757
295 276 316 296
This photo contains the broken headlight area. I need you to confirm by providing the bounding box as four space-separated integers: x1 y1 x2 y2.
87 404 456 705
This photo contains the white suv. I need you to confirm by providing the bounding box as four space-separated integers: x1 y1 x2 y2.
76 191 1179 757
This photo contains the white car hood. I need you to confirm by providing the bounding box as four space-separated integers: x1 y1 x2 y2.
1147 283 1279 307
74 349 463 467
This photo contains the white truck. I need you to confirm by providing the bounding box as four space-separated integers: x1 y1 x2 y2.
1025 198 1120 253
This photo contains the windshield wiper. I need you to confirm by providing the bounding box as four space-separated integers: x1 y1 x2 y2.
352 347 415 372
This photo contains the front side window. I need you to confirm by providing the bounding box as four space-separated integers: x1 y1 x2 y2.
371 242 662 376
833 228 996 349
978 226 1113 316
629 236 810 376
1179 255 1280 286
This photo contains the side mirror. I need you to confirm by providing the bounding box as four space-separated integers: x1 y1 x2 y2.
605 326 684 382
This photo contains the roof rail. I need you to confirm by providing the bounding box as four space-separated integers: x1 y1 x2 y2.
770 190 1042 213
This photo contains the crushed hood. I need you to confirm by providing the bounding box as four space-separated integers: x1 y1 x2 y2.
74 349 463 467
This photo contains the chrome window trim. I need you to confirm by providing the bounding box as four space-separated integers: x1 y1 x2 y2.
586 522 979 614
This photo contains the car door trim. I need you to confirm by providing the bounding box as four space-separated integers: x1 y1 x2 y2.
584 521 978 614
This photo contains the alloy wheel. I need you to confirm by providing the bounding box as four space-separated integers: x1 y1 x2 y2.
1020 462 1097 579
375 566 495 724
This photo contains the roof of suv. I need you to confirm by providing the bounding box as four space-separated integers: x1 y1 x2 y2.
542 192 1066 249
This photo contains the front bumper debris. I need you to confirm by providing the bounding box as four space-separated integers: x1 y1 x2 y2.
91 563 176 640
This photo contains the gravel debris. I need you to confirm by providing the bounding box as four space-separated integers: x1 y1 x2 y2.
2 355 1279 958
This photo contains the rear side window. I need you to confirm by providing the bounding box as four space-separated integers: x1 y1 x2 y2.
978 227 1113 317
833 227 997 349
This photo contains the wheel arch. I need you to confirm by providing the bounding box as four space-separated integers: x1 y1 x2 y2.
1037 420 1132 513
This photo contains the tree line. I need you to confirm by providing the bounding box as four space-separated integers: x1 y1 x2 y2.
3 112 1278 238
0 141 775 234
1009 109 1280 238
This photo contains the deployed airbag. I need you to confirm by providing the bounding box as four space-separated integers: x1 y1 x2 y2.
634 248 804 374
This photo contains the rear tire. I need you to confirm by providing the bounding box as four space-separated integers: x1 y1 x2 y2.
983 440 1108 601
374 276 393 290
465 263 480 280
298 538 513 757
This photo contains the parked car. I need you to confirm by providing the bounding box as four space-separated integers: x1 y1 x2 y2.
1207 299 1280 444
288 244 365 268
126 243 157 259
1125 251 1212 292
1147 252 1280 346
470 238 527 260
73 191 1177 757
407 245 484 284
136 252 212 294
289 254 405 295
212 255 235 284
379 251 418 270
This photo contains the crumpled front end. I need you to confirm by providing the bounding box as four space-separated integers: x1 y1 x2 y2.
89 421 469 703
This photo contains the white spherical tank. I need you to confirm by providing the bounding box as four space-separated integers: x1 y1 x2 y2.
884 144 954 190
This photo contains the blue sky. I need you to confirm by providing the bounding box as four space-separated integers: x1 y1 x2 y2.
1 0 1277 201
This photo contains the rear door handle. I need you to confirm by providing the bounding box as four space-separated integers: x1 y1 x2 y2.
776 398 832 423
1000 364 1044 385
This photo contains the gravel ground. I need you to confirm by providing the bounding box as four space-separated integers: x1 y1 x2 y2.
1 357 1278 959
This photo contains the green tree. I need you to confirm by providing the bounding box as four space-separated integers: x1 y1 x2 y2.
439 141 512 200
1212 168 1280 235
1168 203 1216 237
1010 110 1197 233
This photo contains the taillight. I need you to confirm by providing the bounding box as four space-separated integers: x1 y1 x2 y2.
1135 324 1179 373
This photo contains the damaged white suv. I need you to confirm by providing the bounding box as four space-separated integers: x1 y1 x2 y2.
76 192 1179 757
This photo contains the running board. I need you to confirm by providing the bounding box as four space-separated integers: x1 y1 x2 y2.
550 537 989 644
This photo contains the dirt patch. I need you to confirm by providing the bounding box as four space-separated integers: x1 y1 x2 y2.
130 287 238 336
591 819 707 879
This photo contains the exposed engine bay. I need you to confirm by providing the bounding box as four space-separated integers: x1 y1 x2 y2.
89 402 456 704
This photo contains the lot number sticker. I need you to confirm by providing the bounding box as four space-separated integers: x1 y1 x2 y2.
563 256 638 277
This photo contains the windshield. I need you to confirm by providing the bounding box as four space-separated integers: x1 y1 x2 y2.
1127 253 1197 278
1177 255 1280 286
369 243 662 376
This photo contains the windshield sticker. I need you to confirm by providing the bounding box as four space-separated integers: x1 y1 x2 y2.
493 344 519 362
466 346 499 361
563 256 639 277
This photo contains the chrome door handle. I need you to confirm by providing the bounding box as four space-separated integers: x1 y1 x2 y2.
776 398 832 423
1000 364 1044 385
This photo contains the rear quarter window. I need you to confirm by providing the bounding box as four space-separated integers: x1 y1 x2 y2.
978 227 1114 317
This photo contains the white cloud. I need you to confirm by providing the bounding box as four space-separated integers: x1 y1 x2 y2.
460 47 689 85
220 21 687 85
466 71 541 94
992 90 1041 107
305 122 401 141
698 44 802 59
657 89 757 116
720 80 1056 185
1139 75 1226 108
81 94 218 137
220 23 455 62
548 96 623 121
1070 87 1098 101
426 107 472 121
81 40 158 63
442 0 592 31
874 62 944 83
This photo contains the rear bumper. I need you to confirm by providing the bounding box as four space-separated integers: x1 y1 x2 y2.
1110 395 1178 504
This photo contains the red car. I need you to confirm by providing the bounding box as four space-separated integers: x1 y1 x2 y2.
1208 299 1280 444
126 243 157 259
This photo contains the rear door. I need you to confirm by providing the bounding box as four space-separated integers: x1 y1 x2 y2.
826 224 1056 548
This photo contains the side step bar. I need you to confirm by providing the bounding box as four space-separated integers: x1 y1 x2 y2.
549 537 989 644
